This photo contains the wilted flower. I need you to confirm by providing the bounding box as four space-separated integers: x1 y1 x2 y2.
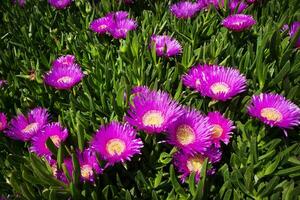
0 113 7 131
44 64 84 90
48 0 72 9
170 1 204 19
167 108 212 154
222 14 256 31
248 93 300 129
197 65 247 101
173 147 222 182
126 90 183 134
5 107 49 141
150 35 182 57
90 122 143 166
30 122 68 159
207 111 235 147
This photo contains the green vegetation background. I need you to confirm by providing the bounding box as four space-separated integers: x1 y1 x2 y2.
0 0 300 199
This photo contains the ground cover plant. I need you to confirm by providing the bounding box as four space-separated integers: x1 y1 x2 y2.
0 0 300 199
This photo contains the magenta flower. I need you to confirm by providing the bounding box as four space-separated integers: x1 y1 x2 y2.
52 55 76 68
48 0 72 9
208 111 235 147
150 35 182 57
229 0 248 14
204 0 223 9
5 107 49 141
47 158 67 183
77 149 103 182
197 65 247 101
110 18 137 39
248 93 300 129
0 113 7 132
12 0 25 7
182 64 206 90
90 122 143 166
89 16 113 35
289 22 300 48
131 85 151 96
44 64 84 90
167 108 212 154
170 1 204 19
173 147 222 182
0 80 7 88
107 11 129 20
123 0 134 4
126 90 183 134
30 122 68 159
61 149 102 182
90 11 137 39
222 14 256 32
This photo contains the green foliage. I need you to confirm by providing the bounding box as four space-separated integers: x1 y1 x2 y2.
0 0 300 199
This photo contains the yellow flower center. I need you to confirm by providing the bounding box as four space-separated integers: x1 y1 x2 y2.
106 138 126 156
176 125 195 145
80 164 93 179
50 135 61 147
212 124 223 138
142 110 164 127
210 82 230 94
51 164 57 176
260 107 282 122
186 155 204 173
22 122 39 133
99 24 107 30
57 76 72 84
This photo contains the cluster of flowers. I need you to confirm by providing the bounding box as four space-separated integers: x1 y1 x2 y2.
182 64 300 130
170 0 257 32
169 0 256 19
0 106 144 182
4 0 300 185
126 86 234 182
89 11 137 39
